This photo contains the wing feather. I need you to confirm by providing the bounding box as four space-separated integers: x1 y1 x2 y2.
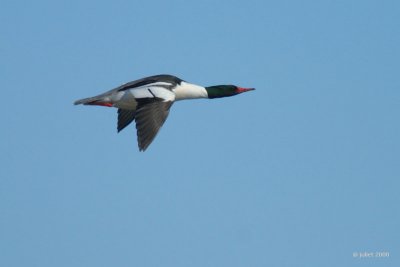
117 109 136 132
135 99 173 151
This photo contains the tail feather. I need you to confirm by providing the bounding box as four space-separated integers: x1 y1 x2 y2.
74 96 103 105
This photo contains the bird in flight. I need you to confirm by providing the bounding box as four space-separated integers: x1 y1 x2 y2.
74 74 255 151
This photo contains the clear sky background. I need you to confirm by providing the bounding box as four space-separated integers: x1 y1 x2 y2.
1 0 399 266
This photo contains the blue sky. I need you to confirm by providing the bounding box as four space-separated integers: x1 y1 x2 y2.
1 0 399 266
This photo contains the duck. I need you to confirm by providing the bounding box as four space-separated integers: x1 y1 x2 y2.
74 74 255 151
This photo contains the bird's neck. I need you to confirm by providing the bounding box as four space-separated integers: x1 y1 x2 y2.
174 81 208 101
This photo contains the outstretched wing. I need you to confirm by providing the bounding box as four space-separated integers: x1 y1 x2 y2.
117 109 136 132
135 98 173 151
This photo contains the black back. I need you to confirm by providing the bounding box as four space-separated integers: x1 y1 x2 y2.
117 74 183 91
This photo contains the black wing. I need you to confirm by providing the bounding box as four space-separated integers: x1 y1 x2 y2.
117 109 136 132
135 99 173 151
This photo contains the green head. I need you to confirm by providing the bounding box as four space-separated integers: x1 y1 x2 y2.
205 85 255 99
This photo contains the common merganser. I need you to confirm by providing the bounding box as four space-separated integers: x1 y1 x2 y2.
74 74 255 151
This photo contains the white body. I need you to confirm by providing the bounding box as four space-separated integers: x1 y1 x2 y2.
95 81 208 110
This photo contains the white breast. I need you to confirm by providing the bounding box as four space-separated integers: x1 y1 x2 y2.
173 81 208 100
